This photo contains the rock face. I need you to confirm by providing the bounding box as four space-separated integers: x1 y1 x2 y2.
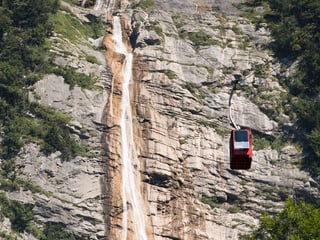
5 2 109 239
3 0 320 240
106 0 320 239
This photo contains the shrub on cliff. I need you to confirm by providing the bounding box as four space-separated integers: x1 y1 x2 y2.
241 198 320 239
131 0 155 10
0 0 86 161
242 0 320 175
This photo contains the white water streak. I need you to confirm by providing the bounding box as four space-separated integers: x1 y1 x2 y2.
112 16 147 240
106 0 115 19
94 0 104 10
81 0 104 10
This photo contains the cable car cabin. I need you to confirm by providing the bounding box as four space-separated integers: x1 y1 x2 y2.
230 129 252 170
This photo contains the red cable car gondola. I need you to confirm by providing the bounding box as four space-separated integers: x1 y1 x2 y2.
230 128 252 170
228 75 253 170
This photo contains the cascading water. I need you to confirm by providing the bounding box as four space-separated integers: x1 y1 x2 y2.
112 16 148 240
81 0 104 10
94 0 104 10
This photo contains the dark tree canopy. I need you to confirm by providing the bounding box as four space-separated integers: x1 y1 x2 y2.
246 0 320 174
0 0 79 160
243 199 320 239
241 0 320 237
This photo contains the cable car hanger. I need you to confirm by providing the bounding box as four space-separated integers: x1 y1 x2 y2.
228 73 253 170
196 51 255 170
228 74 241 130
196 51 258 170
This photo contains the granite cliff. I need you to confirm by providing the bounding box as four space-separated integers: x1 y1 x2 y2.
2 0 320 239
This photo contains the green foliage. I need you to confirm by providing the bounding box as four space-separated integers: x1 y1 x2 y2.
43 222 78 240
0 0 89 161
242 0 320 175
253 63 268 78
0 0 80 160
182 82 207 101
182 82 198 92
0 192 34 233
0 159 16 181
0 192 82 239
50 9 105 43
0 159 51 196
146 20 164 39
179 30 219 49
32 103 86 161
0 232 17 240
131 0 155 10
308 128 320 158
252 134 270 150
31 103 71 124
228 206 241 213
85 55 100 65
232 25 243 35
239 38 250 50
0 0 94 237
43 124 84 161
15 179 51 197
201 196 221 208
0 98 83 161
0 193 81 239
270 137 286 152
26 223 45 239
48 65 97 89
164 70 176 80
242 199 320 239
11 202 34 232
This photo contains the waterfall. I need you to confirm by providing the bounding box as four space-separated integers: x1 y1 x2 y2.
112 16 148 240
81 0 104 10
94 0 104 10
106 0 115 19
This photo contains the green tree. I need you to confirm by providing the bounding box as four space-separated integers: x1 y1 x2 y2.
0 193 34 233
308 128 320 158
245 0 320 175
43 222 77 240
243 199 320 239
11 202 34 232
0 0 84 161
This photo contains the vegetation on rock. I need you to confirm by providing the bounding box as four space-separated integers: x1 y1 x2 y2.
0 0 97 161
0 0 99 237
0 192 33 233
242 199 320 239
242 0 320 175
50 6 105 43
239 0 320 238
179 30 219 50
131 0 155 10
0 0 319 238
